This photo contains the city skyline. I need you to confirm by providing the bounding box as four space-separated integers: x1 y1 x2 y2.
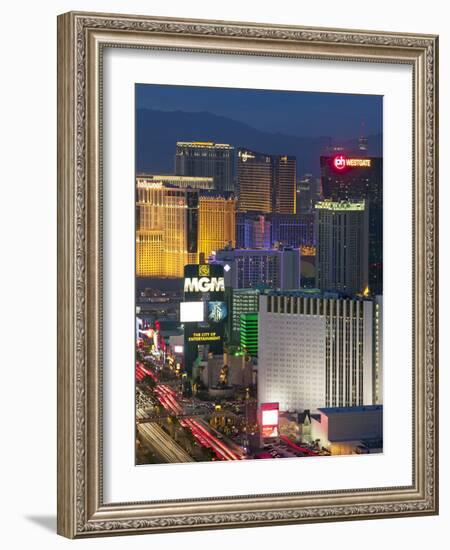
136 84 383 177
135 83 383 466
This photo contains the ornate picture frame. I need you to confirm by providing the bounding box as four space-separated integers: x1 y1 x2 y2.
57 11 438 538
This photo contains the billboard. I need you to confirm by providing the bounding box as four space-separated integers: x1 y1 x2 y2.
183 264 227 369
185 328 223 344
207 301 228 323
332 155 372 171
260 402 279 439
180 301 204 323
184 264 225 301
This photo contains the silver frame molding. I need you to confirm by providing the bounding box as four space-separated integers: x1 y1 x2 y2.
57 11 439 538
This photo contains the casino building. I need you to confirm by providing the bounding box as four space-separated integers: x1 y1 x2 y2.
268 212 316 248
258 291 382 412
198 193 237 261
315 200 369 296
182 264 227 374
136 181 237 278
236 212 271 249
175 141 235 193
136 181 199 278
213 247 301 290
237 148 297 214
236 212 315 250
320 154 383 295
136 174 214 191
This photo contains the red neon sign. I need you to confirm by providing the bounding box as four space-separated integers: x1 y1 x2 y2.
333 155 347 171
332 155 372 170
260 402 279 438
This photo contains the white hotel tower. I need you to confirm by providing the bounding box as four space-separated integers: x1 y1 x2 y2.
258 291 382 412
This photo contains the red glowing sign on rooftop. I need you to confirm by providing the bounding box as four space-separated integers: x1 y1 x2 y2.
332 155 372 171
333 155 347 171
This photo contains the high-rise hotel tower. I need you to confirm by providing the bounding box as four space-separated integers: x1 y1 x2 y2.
136 180 237 278
315 200 369 296
175 141 235 193
136 180 199 278
237 149 273 212
237 149 296 214
272 154 297 214
258 291 382 412
321 155 382 294
198 193 237 261
214 247 301 290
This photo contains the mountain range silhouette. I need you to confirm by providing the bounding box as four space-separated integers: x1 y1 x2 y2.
136 108 382 177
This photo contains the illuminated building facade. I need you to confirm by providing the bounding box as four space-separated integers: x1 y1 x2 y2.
175 141 235 193
315 200 369 296
198 194 237 261
230 289 260 342
136 181 199 278
183 263 227 374
136 174 214 190
237 149 273 212
373 296 383 405
240 313 259 356
236 212 271 249
268 213 315 248
272 154 297 214
236 212 315 249
320 155 382 294
213 247 301 290
258 292 380 412
237 149 297 214
300 245 317 288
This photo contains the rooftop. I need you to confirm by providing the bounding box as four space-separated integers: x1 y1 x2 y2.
176 141 234 149
215 247 299 257
136 174 213 182
266 289 341 299
315 200 366 211
264 289 374 301
318 405 383 415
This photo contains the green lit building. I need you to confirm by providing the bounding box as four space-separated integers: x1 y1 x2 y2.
230 289 260 343
240 313 259 356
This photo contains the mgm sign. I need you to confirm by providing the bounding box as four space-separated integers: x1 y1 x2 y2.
183 264 227 373
183 264 225 301
184 276 225 293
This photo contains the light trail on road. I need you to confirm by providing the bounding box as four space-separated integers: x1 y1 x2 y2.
136 362 158 382
279 435 318 456
153 384 241 461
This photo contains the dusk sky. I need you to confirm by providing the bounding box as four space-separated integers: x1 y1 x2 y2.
136 83 383 140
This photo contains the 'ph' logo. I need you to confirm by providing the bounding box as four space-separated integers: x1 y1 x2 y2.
333 155 347 170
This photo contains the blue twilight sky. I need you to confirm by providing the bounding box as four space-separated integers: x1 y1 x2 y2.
136 84 383 140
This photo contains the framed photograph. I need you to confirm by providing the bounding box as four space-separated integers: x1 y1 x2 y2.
57 11 439 538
